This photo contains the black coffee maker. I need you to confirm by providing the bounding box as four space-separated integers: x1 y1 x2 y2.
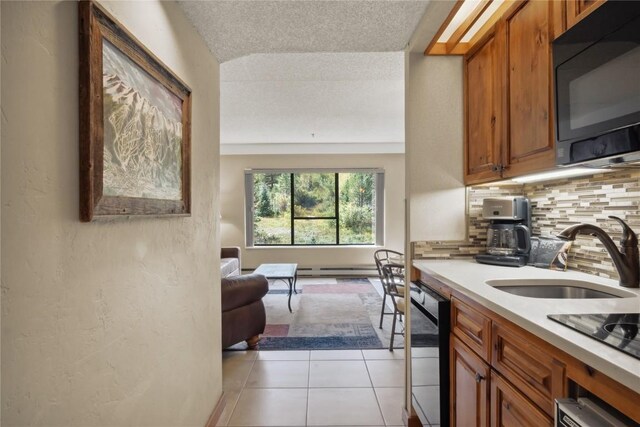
476 197 532 267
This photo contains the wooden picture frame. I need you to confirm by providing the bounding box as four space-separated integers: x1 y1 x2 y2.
79 1 192 221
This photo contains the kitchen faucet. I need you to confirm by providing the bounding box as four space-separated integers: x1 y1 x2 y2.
558 216 639 288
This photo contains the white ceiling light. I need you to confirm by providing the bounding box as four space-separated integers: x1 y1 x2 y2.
437 0 483 42
427 0 509 55
510 167 611 184
461 0 505 42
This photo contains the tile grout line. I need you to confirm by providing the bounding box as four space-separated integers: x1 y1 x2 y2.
372 387 387 427
223 388 242 427
225 353 258 426
305 356 311 426
225 350 407 426
241 353 258 389
363 356 387 426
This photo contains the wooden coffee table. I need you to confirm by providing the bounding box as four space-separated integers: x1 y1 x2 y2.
253 263 298 313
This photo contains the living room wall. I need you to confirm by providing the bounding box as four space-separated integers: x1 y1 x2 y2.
1 1 221 426
220 153 405 271
405 52 465 243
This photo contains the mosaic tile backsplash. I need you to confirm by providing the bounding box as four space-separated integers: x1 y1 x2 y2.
413 169 640 280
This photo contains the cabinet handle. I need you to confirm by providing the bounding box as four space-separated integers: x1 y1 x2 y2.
491 164 508 174
475 373 485 383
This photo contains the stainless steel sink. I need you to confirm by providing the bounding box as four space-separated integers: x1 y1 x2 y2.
492 285 619 299
485 279 636 299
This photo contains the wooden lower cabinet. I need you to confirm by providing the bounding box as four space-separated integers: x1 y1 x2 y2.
490 372 553 427
492 322 565 416
418 269 640 425
451 336 553 427
452 297 492 361
451 336 490 427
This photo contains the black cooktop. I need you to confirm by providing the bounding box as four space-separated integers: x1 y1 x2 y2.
548 313 640 360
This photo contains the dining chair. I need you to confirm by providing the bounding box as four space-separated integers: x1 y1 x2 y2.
374 249 405 329
381 263 405 351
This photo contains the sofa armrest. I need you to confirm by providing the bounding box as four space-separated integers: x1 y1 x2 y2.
221 246 241 272
221 274 268 312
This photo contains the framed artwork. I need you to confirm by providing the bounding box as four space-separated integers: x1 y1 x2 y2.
78 1 192 221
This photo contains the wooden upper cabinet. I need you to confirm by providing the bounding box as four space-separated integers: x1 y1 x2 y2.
461 0 563 184
464 29 504 185
566 0 606 30
502 0 556 177
451 336 491 427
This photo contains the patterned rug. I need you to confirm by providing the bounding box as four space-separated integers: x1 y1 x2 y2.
228 277 438 351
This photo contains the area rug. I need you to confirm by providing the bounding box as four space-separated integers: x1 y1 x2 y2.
227 277 439 351
250 277 382 350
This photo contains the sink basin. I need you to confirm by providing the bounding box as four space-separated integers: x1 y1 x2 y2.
485 279 636 299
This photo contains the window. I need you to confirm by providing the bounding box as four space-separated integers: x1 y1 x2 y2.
245 169 384 246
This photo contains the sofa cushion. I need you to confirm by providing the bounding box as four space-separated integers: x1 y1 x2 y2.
221 258 239 278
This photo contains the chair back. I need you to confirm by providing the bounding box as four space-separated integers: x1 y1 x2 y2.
373 249 404 281
381 263 405 297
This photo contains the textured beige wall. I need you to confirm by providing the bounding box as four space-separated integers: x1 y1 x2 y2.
406 53 466 242
0 2 2 421
220 154 405 270
1 1 221 426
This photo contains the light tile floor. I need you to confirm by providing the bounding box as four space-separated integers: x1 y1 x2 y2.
219 349 429 426
219 277 441 426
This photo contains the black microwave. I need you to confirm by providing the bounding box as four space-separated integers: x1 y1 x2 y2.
553 1 640 167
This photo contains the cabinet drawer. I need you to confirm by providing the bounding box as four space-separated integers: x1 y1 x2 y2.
492 322 565 416
452 298 492 361
490 371 553 427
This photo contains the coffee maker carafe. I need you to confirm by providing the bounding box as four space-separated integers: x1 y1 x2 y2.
476 197 532 267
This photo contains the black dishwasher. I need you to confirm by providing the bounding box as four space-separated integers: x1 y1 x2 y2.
410 280 451 427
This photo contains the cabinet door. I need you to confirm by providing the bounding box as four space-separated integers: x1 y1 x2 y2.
464 29 504 185
490 371 553 427
503 0 555 177
451 336 490 427
492 322 565 417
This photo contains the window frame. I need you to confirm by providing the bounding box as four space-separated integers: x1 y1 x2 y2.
245 168 385 247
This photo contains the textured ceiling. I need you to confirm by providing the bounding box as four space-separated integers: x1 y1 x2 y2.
221 51 404 82
178 0 430 62
177 0 442 154
220 52 405 154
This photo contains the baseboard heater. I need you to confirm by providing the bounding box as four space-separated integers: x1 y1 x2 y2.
243 266 378 277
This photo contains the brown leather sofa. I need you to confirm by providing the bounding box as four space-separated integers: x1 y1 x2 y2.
221 273 269 349
221 246 241 277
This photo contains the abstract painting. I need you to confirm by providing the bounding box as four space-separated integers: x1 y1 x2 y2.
79 1 192 221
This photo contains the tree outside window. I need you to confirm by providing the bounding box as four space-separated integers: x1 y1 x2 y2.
249 170 382 246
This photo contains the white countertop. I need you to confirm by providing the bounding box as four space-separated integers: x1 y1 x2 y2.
412 259 640 393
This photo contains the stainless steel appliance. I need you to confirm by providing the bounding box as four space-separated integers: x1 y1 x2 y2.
476 197 532 267
410 281 450 427
556 398 633 426
548 313 639 360
553 1 640 167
